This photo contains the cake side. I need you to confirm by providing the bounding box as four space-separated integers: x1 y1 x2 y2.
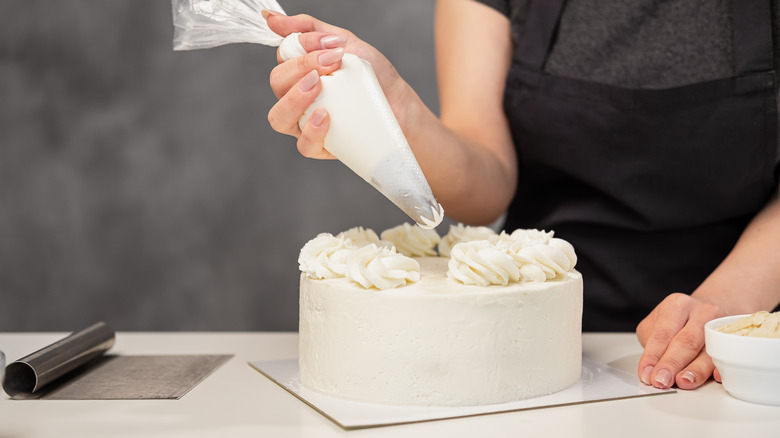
299 257 583 406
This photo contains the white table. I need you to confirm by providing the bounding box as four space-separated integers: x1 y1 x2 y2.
1 332 778 437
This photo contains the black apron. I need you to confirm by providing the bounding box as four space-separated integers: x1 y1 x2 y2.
503 0 779 331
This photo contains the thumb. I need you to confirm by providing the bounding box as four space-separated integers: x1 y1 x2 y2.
263 11 335 38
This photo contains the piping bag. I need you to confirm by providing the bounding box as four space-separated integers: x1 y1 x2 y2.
171 0 444 229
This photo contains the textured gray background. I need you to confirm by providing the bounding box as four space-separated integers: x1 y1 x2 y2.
0 0 443 331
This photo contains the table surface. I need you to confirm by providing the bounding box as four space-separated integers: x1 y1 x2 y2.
1 331 778 437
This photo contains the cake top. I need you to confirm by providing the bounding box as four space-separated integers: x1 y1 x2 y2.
298 223 578 290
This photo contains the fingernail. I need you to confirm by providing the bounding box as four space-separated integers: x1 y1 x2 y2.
653 369 673 388
318 47 344 66
679 370 696 385
261 9 279 20
299 70 319 92
309 108 326 127
640 365 653 385
321 35 347 49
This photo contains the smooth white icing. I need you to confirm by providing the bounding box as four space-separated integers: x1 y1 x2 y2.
299 257 583 406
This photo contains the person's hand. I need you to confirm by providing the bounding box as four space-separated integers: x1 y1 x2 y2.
263 11 409 159
636 293 726 389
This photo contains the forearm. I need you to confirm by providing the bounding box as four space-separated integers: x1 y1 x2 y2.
401 89 517 225
691 191 780 314
398 0 518 226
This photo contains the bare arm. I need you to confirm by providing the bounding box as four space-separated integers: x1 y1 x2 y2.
408 0 517 224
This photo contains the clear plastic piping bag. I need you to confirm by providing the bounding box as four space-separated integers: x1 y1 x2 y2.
171 0 444 229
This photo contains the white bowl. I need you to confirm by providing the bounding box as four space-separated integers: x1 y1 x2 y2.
705 314 780 406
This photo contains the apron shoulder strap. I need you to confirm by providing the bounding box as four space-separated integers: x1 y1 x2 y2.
732 0 774 75
514 0 567 70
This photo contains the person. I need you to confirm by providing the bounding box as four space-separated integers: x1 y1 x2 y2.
262 0 780 391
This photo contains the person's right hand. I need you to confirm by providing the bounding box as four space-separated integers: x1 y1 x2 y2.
263 11 410 160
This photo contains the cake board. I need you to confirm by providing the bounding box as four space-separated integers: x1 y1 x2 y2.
249 358 674 430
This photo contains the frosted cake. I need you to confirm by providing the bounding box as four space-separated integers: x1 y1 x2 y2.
297 223 583 406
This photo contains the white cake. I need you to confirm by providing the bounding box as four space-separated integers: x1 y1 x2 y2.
297 224 583 407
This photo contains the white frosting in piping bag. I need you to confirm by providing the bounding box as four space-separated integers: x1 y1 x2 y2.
278 32 307 61
281 33 444 229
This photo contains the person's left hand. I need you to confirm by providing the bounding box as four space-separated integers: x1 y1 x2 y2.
636 293 726 389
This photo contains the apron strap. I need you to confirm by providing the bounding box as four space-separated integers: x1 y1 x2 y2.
515 0 567 70
517 0 774 76
733 1 779 183
732 0 774 75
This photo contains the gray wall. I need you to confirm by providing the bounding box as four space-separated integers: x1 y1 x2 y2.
0 0 444 331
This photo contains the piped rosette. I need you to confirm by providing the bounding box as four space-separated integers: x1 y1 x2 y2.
299 223 578 290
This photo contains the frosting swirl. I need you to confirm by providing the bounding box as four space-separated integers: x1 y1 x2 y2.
448 229 577 285
337 226 385 248
346 244 421 289
298 233 355 279
496 228 554 248
497 235 578 282
549 237 578 269
380 223 440 257
300 225 578 288
447 240 520 286
439 223 498 257
504 244 566 281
